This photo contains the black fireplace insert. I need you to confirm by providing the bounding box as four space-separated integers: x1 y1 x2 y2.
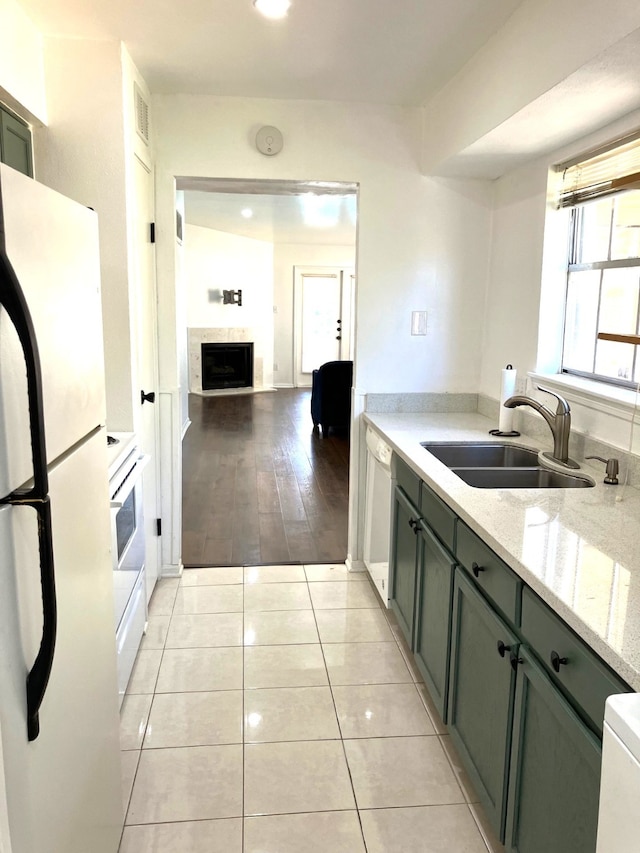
201 342 254 390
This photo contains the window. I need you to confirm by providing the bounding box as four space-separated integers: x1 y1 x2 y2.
559 136 640 388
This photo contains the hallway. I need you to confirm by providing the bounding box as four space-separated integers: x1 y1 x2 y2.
182 390 350 566
118 564 501 852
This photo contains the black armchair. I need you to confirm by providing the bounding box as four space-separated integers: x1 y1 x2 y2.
310 360 353 437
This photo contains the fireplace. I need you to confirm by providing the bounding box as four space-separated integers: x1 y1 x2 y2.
201 342 254 390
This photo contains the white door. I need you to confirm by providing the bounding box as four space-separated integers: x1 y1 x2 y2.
0 432 122 853
133 155 161 601
0 164 105 496
293 266 354 387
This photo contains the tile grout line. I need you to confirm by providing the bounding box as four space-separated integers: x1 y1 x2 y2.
119 580 176 849
305 564 371 853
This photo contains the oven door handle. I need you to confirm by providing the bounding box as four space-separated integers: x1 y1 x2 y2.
109 453 150 507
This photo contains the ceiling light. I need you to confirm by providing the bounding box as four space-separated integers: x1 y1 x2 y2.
253 0 291 19
300 193 340 228
241 208 254 218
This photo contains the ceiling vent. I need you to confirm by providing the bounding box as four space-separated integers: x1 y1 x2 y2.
134 83 150 146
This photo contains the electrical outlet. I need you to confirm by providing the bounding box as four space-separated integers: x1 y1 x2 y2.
411 311 428 336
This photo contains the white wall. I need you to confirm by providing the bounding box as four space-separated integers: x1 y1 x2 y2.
0 0 46 124
154 96 493 397
33 38 136 432
184 223 274 389
152 95 494 568
176 190 189 433
480 108 640 450
479 159 547 399
273 242 356 386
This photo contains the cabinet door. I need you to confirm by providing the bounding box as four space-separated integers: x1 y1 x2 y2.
413 520 455 722
505 646 602 853
389 485 420 647
448 569 518 840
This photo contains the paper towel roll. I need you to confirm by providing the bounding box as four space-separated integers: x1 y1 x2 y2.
498 365 517 433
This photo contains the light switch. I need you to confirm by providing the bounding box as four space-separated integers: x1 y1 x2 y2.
411 311 427 336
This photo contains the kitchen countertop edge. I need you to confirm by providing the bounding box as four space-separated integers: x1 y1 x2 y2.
364 410 640 692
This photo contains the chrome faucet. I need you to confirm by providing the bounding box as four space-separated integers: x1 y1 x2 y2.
503 387 579 470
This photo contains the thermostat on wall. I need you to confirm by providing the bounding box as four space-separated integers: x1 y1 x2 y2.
256 126 283 156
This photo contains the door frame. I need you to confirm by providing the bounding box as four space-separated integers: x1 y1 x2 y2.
293 265 355 387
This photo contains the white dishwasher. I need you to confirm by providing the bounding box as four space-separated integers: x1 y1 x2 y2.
596 692 640 852
363 425 393 604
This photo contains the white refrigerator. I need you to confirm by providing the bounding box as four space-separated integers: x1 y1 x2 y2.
0 164 122 852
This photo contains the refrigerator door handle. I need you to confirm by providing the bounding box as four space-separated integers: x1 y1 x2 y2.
7 493 57 741
0 224 57 742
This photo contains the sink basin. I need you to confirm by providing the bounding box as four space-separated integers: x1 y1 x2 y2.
451 467 594 489
421 441 594 489
422 442 540 468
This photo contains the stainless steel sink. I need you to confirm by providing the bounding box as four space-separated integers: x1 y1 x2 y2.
421 442 540 468
421 441 594 489
451 467 594 489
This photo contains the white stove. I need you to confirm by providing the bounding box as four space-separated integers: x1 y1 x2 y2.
107 431 148 705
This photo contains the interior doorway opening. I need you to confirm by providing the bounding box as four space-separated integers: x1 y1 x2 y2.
175 177 358 566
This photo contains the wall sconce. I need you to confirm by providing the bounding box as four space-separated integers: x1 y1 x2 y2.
223 289 243 307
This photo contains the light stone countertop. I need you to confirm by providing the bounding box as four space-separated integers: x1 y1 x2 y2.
364 410 640 691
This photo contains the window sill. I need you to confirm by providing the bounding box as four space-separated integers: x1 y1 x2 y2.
528 372 640 422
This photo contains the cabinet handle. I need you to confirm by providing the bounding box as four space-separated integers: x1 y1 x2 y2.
510 651 524 672
550 650 568 672
497 640 511 658
408 517 420 536
471 562 485 578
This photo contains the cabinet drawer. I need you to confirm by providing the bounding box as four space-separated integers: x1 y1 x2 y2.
521 587 630 735
456 522 521 625
394 456 421 507
420 481 456 552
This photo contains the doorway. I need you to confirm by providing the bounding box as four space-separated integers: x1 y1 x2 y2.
176 178 358 565
293 266 355 387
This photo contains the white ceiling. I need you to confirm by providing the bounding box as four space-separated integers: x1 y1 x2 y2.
178 178 358 244
183 186 358 245
18 0 523 106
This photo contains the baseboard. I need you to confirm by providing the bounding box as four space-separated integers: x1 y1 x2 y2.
345 556 366 573
160 561 184 579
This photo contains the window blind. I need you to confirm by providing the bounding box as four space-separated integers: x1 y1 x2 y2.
556 133 640 208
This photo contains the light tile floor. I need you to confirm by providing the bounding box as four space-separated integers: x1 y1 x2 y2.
119 564 504 853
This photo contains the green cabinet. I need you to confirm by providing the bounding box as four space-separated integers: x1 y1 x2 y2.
520 587 628 737
0 105 33 177
505 646 602 853
389 483 420 646
448 568 518 836
387 451 631 853
413 519 455 721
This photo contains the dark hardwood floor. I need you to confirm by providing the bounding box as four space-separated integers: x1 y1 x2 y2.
182 389 350 566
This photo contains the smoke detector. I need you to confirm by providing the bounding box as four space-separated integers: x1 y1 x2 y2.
256 126 283 156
